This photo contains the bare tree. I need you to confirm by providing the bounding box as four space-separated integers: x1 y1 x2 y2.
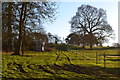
2 2 57 55
70 4 114 49
2 2 14 52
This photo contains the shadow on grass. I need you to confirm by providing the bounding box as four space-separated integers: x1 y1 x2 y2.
51 64 120 77
107 59 120 61
2 64 120 80
71 47 120 50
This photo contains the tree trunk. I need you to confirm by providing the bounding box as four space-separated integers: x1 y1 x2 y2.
90 44 93 49
89 33 93 49
21 27 25 56
13 39 22 55
82 44 85 49
13 3 25 55
7 2 12 52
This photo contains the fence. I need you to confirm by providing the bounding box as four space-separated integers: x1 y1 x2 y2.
97 53 120 68
70 51 119 68
96 53 106 68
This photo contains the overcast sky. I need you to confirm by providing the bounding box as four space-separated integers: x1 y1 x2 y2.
44 1 118 46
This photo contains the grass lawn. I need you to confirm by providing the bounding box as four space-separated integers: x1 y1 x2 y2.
2 48 120 80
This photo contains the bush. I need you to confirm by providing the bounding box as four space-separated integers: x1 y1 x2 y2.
47 43 83 51
48 43 68 51
56 44 68 51
45 47 56 52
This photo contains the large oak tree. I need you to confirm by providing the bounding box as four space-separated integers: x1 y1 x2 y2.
70 4 114 49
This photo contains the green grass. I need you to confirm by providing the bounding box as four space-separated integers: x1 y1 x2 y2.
2 49 120 80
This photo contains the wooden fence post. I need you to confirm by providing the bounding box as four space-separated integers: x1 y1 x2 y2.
103 53 106 68
96 52 98 64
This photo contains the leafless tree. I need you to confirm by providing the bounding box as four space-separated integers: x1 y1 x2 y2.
2 2 58 55
70 4 114 49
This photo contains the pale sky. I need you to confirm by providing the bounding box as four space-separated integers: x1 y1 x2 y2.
44 0 118 46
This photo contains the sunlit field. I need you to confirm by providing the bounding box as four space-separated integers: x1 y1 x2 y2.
2 1 119 80
2 48 120 80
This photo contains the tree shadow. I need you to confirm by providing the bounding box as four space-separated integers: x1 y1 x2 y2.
49 64 120 79
2 64 120 80
107 59 120 61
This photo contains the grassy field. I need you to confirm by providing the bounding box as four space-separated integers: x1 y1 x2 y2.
2 48 120 80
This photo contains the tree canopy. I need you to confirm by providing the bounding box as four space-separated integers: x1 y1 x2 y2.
69 4 114 48
2 2 58 55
